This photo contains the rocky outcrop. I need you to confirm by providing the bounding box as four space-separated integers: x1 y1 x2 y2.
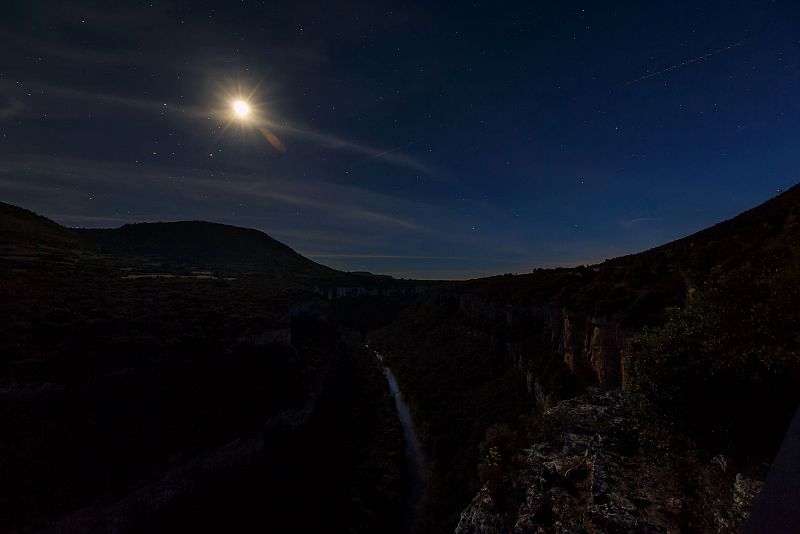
457 294 626 387
587 318 626 387
556 313 630 387
455 390 763 534
561 313 590 381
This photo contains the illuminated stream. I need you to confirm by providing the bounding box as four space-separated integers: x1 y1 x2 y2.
370 348 426 529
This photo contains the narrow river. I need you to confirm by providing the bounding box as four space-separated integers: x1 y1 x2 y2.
369 347 426 530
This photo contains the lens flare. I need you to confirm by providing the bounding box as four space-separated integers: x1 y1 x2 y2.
260 127 286 152
232 100 250 118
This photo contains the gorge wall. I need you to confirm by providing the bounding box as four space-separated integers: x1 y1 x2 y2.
456 293 632 389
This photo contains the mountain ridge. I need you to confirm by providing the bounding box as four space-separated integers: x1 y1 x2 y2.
0 201 344 280
5 181 800 282
76 220 336 276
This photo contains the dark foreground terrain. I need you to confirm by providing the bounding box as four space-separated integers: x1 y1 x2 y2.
3 185 800 533
371 185 800 532
0 202 418 532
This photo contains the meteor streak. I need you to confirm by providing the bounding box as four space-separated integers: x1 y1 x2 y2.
625 42 742 85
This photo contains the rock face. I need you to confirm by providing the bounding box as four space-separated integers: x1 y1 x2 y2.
456 294 627 387
455 390 763 534
554 312 631 387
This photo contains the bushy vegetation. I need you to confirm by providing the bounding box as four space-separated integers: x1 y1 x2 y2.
626 261 800 456
623 261 800 529
477 423 515 508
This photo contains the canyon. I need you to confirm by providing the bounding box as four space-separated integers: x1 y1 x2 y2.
3 184 800 533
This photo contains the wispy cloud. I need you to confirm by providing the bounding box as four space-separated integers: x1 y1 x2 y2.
0 154 425 231
272 123 444 180
0 77 441 179
0 95 25 119
0 79 215 120
620 216 659 227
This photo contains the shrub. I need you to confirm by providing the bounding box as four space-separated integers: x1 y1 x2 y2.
625 262 800 456
478 424 515 508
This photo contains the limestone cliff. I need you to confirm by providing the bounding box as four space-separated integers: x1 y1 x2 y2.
455 390 763 533
456 294 630 388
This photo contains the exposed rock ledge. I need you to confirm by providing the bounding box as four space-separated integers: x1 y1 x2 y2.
455 390 763 533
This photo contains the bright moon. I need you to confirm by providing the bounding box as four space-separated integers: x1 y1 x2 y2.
233 100 250 118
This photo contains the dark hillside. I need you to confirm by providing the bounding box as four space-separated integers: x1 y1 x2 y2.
0 201 80 248
77 221 338 277
0 202 411 532
370 184 800 533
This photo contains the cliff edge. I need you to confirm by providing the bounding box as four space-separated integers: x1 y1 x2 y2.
456 390 764 533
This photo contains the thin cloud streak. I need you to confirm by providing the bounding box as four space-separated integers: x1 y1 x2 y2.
0 79 441 179
271 123 444 180
0 152 539 270
0 97 25 119
621 216 659 227
0 154 425 231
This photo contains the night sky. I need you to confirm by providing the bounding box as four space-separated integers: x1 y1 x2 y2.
1 1 798 279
